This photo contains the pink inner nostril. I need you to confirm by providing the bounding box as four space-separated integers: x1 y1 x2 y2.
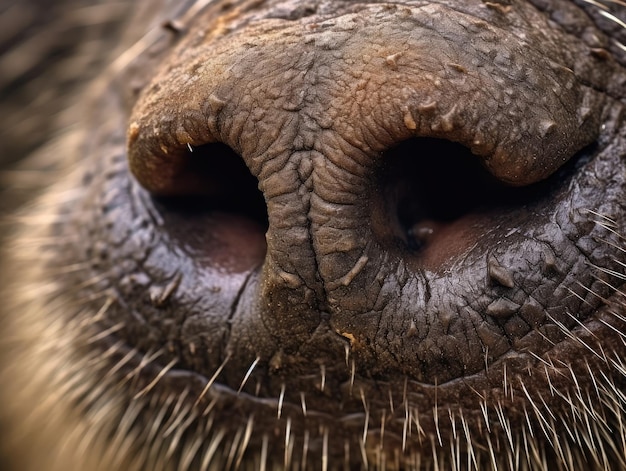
146 142 269 274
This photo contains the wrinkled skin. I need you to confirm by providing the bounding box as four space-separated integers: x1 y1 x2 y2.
1 0 626 470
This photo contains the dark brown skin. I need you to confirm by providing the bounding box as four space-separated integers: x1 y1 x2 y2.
1 0 626 470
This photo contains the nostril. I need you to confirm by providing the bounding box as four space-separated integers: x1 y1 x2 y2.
371 137 550 269
132 138 268 229
173 142 268 229
128 135 269 272
393 137 508 224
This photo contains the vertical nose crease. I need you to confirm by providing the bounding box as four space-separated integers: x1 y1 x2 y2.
257 143 379 350
259 146 374 309
306 149 374 289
